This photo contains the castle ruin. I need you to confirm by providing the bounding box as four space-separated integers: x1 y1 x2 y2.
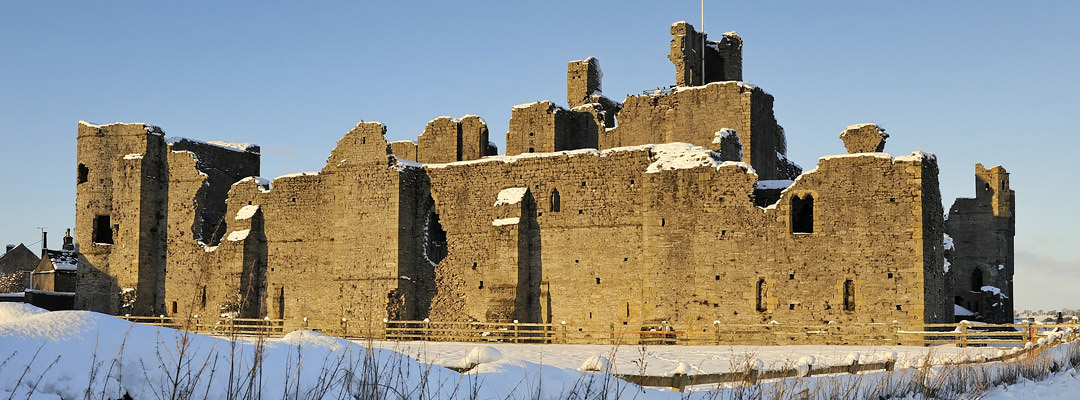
68 22 1015 341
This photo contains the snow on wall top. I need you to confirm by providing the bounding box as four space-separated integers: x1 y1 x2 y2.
274 171 320 180
425 143 755 177
79 120 164 135
512 101 546 110
712 128 738 144
818 151 936 163
494 187 528 207
207 140 259 153
645 143 755 175
166 137 260 154
393 157 422 171
122 153 143 160
237 176 271 187
672 80 758 94
235 205 259 220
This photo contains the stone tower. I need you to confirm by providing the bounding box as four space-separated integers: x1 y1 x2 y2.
567 57 603 109
668 21 743 87
74 121 169 315
946 163 1016 323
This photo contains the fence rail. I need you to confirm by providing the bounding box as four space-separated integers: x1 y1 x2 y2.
116 315 1076 348
118 315 284 336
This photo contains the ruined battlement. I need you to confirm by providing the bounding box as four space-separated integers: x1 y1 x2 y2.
669 21 742 86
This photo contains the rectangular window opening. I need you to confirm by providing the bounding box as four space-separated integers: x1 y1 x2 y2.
92 215 113 244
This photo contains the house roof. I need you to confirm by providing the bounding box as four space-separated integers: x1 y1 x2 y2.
0 244 41 274
34 249 78 273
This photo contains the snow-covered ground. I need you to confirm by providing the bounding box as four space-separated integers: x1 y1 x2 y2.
368 340 1009 376
2 303 1076 399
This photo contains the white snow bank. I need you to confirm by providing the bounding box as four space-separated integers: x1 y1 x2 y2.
578 355 611 372
234 205 259 220
494 187 528 206
459 346 503 369
668 361 692 376
0 303 48 323
0 304 683 400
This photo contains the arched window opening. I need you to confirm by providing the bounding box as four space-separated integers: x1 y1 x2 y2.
843 279 855 311
755 279 768 312
550 189 561 212
970 268 984 292
791 194 814 233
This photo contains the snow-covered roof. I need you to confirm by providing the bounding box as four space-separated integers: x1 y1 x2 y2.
43 250 78 271
494 188 528 207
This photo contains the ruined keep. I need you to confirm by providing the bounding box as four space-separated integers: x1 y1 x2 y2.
68 21 1015 341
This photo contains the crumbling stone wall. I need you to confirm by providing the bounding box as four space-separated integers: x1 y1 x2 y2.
416 116 490 164
70 19 1003 344
192 122 433 331
600 83 796 180
167 139 260 245
425 146 950 335
946 164 1015 323
74 121 168 315
669 21 742 86
505 101 600 156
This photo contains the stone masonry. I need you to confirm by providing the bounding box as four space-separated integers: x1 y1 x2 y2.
945 164 1015 323
67 22 1013 342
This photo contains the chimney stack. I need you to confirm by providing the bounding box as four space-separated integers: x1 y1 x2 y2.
41 231 48 257
4 244 12 254
63 229 74 250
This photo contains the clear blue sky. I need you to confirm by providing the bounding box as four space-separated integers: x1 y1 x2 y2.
1 1 1077 311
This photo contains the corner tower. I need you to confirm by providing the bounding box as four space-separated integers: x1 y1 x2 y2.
74 121 169 315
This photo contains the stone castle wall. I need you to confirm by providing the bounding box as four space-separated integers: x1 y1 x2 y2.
425 147 948 333
946 163 1015 323
68 21 1014 340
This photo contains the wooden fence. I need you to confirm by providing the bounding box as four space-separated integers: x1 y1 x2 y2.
118 315 284 336
117 315 1076 348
